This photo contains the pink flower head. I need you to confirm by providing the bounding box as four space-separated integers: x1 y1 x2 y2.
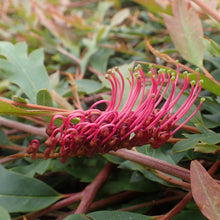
28 64 204 162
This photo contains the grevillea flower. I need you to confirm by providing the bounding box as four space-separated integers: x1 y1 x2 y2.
28 64 204 162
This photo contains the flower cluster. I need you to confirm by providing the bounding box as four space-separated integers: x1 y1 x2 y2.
28 64 203 162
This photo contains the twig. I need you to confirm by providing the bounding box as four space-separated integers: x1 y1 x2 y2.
57 46 104 78
0 144 26 152
167 137 184 143
118 194 184 212
0 116 47 138
75 162 114 213
175 124 201 134
88 191 140 212
0 150 27 164
153 170 191 189
61 71 82 109
57 45 81 65
161 192 193 220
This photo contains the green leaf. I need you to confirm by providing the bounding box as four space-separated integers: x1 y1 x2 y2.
0 128 12 146
131 0 172 14
0 206 11 220
90 48 114 73
0 42 51 103
195 73 220 97
194 144 219 154
190 160 220 220
102 168 159 194
203 112 220 128
163 0 204 67
110 8 130 26
64 211 152 220
172 126 220 153
37 89 53 107
88 211 152 220
164 86 203 126
12 96 28 103
172 137 200 153
0 99 53 116
49 156 106 183
173 210 207 220
64 214 90 220
203 38 220 57
11 159 52 177
0 164 61 213
81 38 98 75
196 124 220 144
75 79 103 94
103 154 125 164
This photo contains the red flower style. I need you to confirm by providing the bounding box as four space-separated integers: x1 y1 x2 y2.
29 64 204 162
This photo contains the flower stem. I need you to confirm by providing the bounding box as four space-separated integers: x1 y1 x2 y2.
110 149 191 182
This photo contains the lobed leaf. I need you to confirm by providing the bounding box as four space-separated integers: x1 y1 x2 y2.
172 125 220 153
0 42 51 103
12 159 52 177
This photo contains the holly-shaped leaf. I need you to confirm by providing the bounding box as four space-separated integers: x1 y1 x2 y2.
172 125 220 153
0 42 51 103
190 160 220 220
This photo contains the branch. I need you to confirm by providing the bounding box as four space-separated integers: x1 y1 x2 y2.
118 194 184 212
153 170 191 189
110 149 191 182
75 162 114 213
0 116 47 138
161 192 193 220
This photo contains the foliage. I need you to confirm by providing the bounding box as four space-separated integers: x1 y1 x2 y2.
0 0 219 219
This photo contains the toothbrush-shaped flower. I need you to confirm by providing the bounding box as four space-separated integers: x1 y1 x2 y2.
28 64 204 162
